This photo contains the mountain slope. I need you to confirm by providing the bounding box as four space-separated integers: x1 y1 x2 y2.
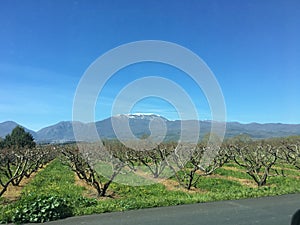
36 121 90 143
1 114 300 143
0 121 36 139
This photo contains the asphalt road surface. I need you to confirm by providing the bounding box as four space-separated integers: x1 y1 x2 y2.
26 194 300 225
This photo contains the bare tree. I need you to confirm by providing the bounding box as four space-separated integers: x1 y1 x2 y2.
231 140 278 187
0 126 48 195
166 143 227 190
103 140 138 172
282 138 300 170
104 140 176 179
134 143 172 178
61 143 123 197
0 147 30 195
168 144 202 190
23 145 57 178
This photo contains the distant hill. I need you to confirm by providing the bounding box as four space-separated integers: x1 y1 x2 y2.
36 121 81 143
225 122 300 139
0 121 37 139
1 114 300 143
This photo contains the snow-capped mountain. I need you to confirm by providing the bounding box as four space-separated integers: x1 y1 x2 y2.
105 113 170 141
1 113 300 143
113 113 168 121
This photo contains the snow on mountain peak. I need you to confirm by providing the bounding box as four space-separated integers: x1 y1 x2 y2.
114 113 167 120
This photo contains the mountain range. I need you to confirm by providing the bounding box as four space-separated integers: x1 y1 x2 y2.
1 114 300 143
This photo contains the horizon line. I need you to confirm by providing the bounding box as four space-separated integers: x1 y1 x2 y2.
1 114 300 132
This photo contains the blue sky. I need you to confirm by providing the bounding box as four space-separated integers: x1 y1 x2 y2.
0 0 299 131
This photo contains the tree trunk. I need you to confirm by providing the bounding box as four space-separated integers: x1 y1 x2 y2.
0 185 8 197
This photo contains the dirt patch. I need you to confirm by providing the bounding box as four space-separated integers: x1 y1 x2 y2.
222 166 244 172
210 174 257 188
2 166 46 202
2 178 31 202
74 175 99 198
283 175 300 179
74 174 117 199
159 179 181 191
159 178 207 194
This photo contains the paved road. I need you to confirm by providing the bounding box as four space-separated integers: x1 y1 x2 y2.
27 194 300 225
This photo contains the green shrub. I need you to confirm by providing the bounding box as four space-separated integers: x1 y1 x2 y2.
73 196 97 208
0 204 14 224
0 160 99 223
11 194 73 223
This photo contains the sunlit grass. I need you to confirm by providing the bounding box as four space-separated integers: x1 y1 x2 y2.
1 159 300 223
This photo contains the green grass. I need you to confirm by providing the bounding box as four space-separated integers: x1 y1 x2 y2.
0 160 97 223
214 167 251 179
75 161 300 215
271 166 300 177
22 159 83 197
1 159 300 223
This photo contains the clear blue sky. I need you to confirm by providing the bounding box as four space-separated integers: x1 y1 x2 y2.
0 0 299 131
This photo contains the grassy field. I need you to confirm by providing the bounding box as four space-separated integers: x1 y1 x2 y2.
1 159 300 223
